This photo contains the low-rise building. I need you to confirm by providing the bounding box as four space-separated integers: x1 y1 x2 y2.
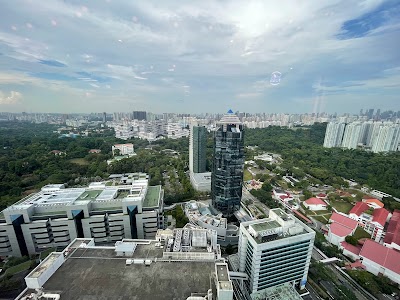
384 209 400 251
362 198 384 209
112 143 135 156
184 201 239 245
189 172 211 192
0 173 164 257
340 241 362 261
327 213 358 246
303 197 327 211
349 202 390 241
359 239 400 285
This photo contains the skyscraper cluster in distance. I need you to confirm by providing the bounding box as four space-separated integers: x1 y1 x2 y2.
324 120 400 153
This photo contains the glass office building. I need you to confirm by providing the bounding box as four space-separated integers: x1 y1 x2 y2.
211 110 244 216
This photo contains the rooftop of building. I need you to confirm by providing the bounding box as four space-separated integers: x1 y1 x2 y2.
190 172 212 183
143 185 162 208
40 250 215 300
362 198 384 208
329 212 358 230
330 222 354 237
304 197 327 206
384 209 400 246
3 174 159 212
349 202 370 216
359 239 400 274
242 209 313 244
371 207 389 226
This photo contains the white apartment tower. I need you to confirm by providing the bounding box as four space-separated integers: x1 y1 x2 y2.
372 123 400 153
323 122 346 148
237 209 315 295
342 122 362 149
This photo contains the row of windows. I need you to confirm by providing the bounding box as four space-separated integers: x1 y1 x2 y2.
260 258 307 274
258 273 303 291
258 270 303 287
260 248 309 265
259 262 306 279
261 240 310 257
260 247 309 265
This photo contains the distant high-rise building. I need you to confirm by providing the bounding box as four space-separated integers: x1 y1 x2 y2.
323 122 346 148
371 123 400 153
237 209 315 294
189 124 207 173
367 108 375 120
103 112 107 123
342 122 362 149
211 110 244 216
133 111 147 121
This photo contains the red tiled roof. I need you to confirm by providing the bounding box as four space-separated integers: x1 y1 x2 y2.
330 212 358 230
360 239 400 274
349 202 370 216
330 222 354 237
305 197 327 206
349 260 365 270
317 193 327 198
363 198 384 208
384 210 400 246
372 208 390 226
341 241 361 255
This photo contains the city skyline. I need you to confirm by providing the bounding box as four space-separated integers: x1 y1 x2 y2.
0 1 399 114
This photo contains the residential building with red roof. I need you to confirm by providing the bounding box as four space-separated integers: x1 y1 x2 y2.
359 239 400 285
303 197 327 211
316 193 327 199
362 198 384 209
384 209 400 251
327 213 358 246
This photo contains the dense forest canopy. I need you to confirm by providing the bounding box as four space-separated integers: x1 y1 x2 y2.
0 121 399 211
245 123 400 198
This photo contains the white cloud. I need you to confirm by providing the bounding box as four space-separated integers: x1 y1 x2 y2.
0 91 23 105
0 0 398 113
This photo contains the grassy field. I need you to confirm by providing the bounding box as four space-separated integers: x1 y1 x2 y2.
353 227 371 240
243 169 253 181
69 158 89 165
330 200 353 214
312 214 332 224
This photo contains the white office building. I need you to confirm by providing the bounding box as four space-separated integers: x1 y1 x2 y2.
237 209 315 295
323 122 346 148
0 173 164 257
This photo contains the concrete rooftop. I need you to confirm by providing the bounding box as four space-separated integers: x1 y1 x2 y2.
41 249 215 300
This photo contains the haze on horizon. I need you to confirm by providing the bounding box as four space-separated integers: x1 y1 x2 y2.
0 0 399 114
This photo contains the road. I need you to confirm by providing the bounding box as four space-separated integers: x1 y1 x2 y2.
312 247 373 300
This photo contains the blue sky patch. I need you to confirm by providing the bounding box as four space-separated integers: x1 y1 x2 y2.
337 1 400 39
31 72 76 81
38 59 67 67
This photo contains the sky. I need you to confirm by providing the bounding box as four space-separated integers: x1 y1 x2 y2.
0 0 399 114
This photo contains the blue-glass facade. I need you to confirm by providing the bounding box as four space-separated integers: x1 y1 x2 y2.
212 114 244 216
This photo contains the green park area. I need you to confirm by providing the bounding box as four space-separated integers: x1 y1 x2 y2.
329 199 353 214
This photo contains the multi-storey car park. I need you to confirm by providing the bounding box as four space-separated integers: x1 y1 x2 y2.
0 173 164 257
